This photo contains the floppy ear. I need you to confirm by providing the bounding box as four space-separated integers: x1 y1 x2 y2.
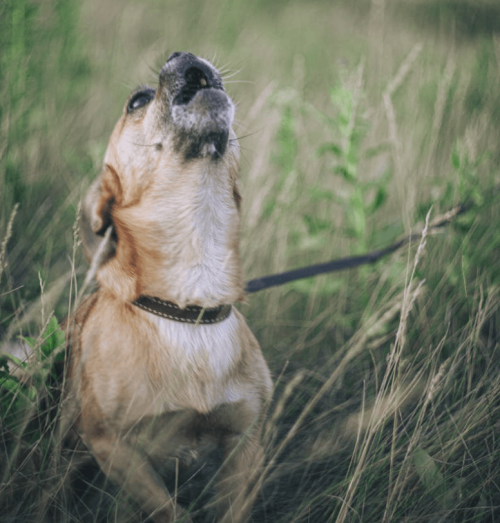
80 164 122 264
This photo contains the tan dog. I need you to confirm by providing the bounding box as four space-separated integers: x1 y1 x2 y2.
63 52 272 523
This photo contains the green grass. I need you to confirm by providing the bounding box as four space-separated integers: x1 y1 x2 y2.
1 0 500 521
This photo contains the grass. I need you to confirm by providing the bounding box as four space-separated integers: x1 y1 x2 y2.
1 0 500 521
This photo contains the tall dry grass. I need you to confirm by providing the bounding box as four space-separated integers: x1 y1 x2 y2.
1 0 500 521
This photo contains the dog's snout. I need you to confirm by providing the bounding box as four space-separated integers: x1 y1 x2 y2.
160 52 223 100
173 66 210 105
185 67 208 89
165 51 201 69
166 51 183 63
157 52 234 159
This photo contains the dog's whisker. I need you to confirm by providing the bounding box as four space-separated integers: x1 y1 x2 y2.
209 51 219 68
221 69 243 80
223 80 254 85
128 141 159 148
145 60 161 77
218 61 234 73
235 131 259 141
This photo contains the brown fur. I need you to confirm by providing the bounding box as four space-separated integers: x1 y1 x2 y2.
62 53 272 522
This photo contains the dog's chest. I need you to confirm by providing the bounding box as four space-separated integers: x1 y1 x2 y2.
146 311 244 414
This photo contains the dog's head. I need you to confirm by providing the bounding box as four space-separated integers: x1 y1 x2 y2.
81 53 244 306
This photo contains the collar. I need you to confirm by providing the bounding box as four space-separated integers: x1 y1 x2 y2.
132 295 232 324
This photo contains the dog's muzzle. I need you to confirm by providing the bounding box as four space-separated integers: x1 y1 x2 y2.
160 52 234 159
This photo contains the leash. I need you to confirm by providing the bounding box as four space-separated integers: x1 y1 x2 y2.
245 240 406 293
245 193 489 293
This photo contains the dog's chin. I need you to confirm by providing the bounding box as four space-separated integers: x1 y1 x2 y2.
171 88 234 160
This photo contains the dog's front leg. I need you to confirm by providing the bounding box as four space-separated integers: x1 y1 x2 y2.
87 434 192 523
215 431 265 523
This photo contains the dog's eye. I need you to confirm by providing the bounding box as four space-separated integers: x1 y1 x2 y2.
127 89 155 113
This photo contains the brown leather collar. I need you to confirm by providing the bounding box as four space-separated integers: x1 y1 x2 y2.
132 295 232 324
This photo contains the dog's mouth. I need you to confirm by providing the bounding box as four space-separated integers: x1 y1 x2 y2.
160 53 234 160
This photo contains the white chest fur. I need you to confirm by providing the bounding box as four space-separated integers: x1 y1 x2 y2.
145 309 244 414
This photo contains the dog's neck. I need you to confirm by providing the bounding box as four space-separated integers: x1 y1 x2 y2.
97 160 244 308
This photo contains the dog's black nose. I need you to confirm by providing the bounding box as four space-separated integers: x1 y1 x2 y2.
166 51 201 66
166 51 183 63
172 66 210 105
184 66 208 88
161 52 224 106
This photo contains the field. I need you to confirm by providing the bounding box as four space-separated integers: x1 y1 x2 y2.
1 0 500 521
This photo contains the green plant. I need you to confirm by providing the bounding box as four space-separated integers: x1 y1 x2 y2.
0 0 91 332
318 64 392 255
266 65 394 297
0 316 65 431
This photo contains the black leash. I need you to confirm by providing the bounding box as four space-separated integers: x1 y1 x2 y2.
245 198 480 294
245 239 407 293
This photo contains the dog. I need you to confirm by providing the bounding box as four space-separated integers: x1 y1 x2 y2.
62 52 273 523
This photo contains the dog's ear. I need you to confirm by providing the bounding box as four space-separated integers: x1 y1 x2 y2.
80 165 122 264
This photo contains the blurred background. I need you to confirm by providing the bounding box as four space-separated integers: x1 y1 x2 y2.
1 1 500 521
1 0 499 332
1 0 500 339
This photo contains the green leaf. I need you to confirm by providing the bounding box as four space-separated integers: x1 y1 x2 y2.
41 317 65 358
0 369 11 380
308 186 334 202
370 221 404 249
297 233 327 251
263 198 276 219
413 447 447 502
363 143 391 158
334 164 356 183
346 189 366 240
330 86 353 113
54 348 66 362
346 211 365 240
0 376 20 393
23 336 37 350
6 353 25 367
0 356 10 372
302 214 332 236
27 385 38 403
317 143 343 158
440 181 455 209
451 147 460 170
368 186 388 215
274 105 297 174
